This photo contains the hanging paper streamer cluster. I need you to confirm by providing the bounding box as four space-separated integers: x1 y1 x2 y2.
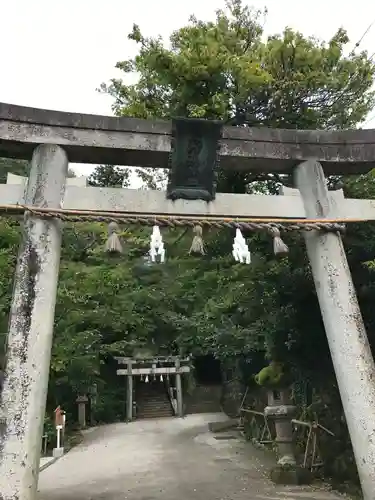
142 373 166 383
232 229 251 264
150 225 165 263
104 223 289 261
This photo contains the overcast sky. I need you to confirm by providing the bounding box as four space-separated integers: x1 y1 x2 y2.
1 0 375 178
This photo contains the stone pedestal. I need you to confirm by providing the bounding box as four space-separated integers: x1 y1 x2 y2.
265 389 310 485
52 422 64 458
76 395 89 428
52 447 64 458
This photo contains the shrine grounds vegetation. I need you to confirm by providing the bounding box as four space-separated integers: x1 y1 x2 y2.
2 0 375 489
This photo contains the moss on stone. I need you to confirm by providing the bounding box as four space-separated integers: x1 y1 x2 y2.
254 361 286 389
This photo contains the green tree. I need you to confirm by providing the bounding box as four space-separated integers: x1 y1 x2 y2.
88 165 130 188
0 158 29 183
101 0 374 129
100 0 375 193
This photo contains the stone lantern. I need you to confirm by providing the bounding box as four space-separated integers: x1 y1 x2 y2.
264 388 310 484
265 389 296 466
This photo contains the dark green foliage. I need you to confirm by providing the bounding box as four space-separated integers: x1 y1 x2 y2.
0 158 29 182
88 164 131 188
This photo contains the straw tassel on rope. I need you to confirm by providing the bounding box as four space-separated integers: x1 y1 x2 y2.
189 225 205 255
269 227 289 257
105 221 123 254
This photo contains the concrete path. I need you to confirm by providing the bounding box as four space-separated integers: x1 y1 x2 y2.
38 413 346 500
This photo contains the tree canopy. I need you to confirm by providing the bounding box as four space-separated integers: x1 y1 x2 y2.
102 0 375 129
100 0 375 192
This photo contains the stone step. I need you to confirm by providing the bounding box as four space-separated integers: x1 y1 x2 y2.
188 408 221 413
187 409 221 414
137 396 173 419
139 399 170 403
137 394 169 399
139 407 170 410
139 399 170 404
138 413 174 419
187 403 222 409
138 407 173 412
208 419 239 433
138 399 171 405
136 385 174 419
138 409 174 417
138 406 172 412
187 401 220 407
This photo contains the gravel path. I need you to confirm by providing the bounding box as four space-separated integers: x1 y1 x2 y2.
38 413 347 500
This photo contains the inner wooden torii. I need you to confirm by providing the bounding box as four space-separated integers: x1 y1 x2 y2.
115 356 191 420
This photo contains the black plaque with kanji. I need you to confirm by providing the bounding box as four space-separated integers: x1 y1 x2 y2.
167 117 223 202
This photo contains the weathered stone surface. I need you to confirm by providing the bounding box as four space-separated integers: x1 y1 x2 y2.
1 102 375 174
0 144 68 500
270 465 312 485
295 160 375 500
208 418 239 433
264 404 297 418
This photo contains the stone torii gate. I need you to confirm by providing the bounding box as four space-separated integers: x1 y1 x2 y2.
1 103 375 499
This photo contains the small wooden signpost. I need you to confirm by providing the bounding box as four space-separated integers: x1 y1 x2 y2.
53 406 65 457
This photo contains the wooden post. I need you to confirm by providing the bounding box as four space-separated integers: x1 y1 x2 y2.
127 361 133 422
175 358 183 417
0 145 68 500
89 383 97 426
295 159 375 500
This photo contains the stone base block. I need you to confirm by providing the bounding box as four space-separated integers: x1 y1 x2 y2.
52 447 64 458
208 419 238 433
270 465 312 485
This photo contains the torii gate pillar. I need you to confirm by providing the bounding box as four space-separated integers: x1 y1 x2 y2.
0 144 68 500
295 159 375 500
